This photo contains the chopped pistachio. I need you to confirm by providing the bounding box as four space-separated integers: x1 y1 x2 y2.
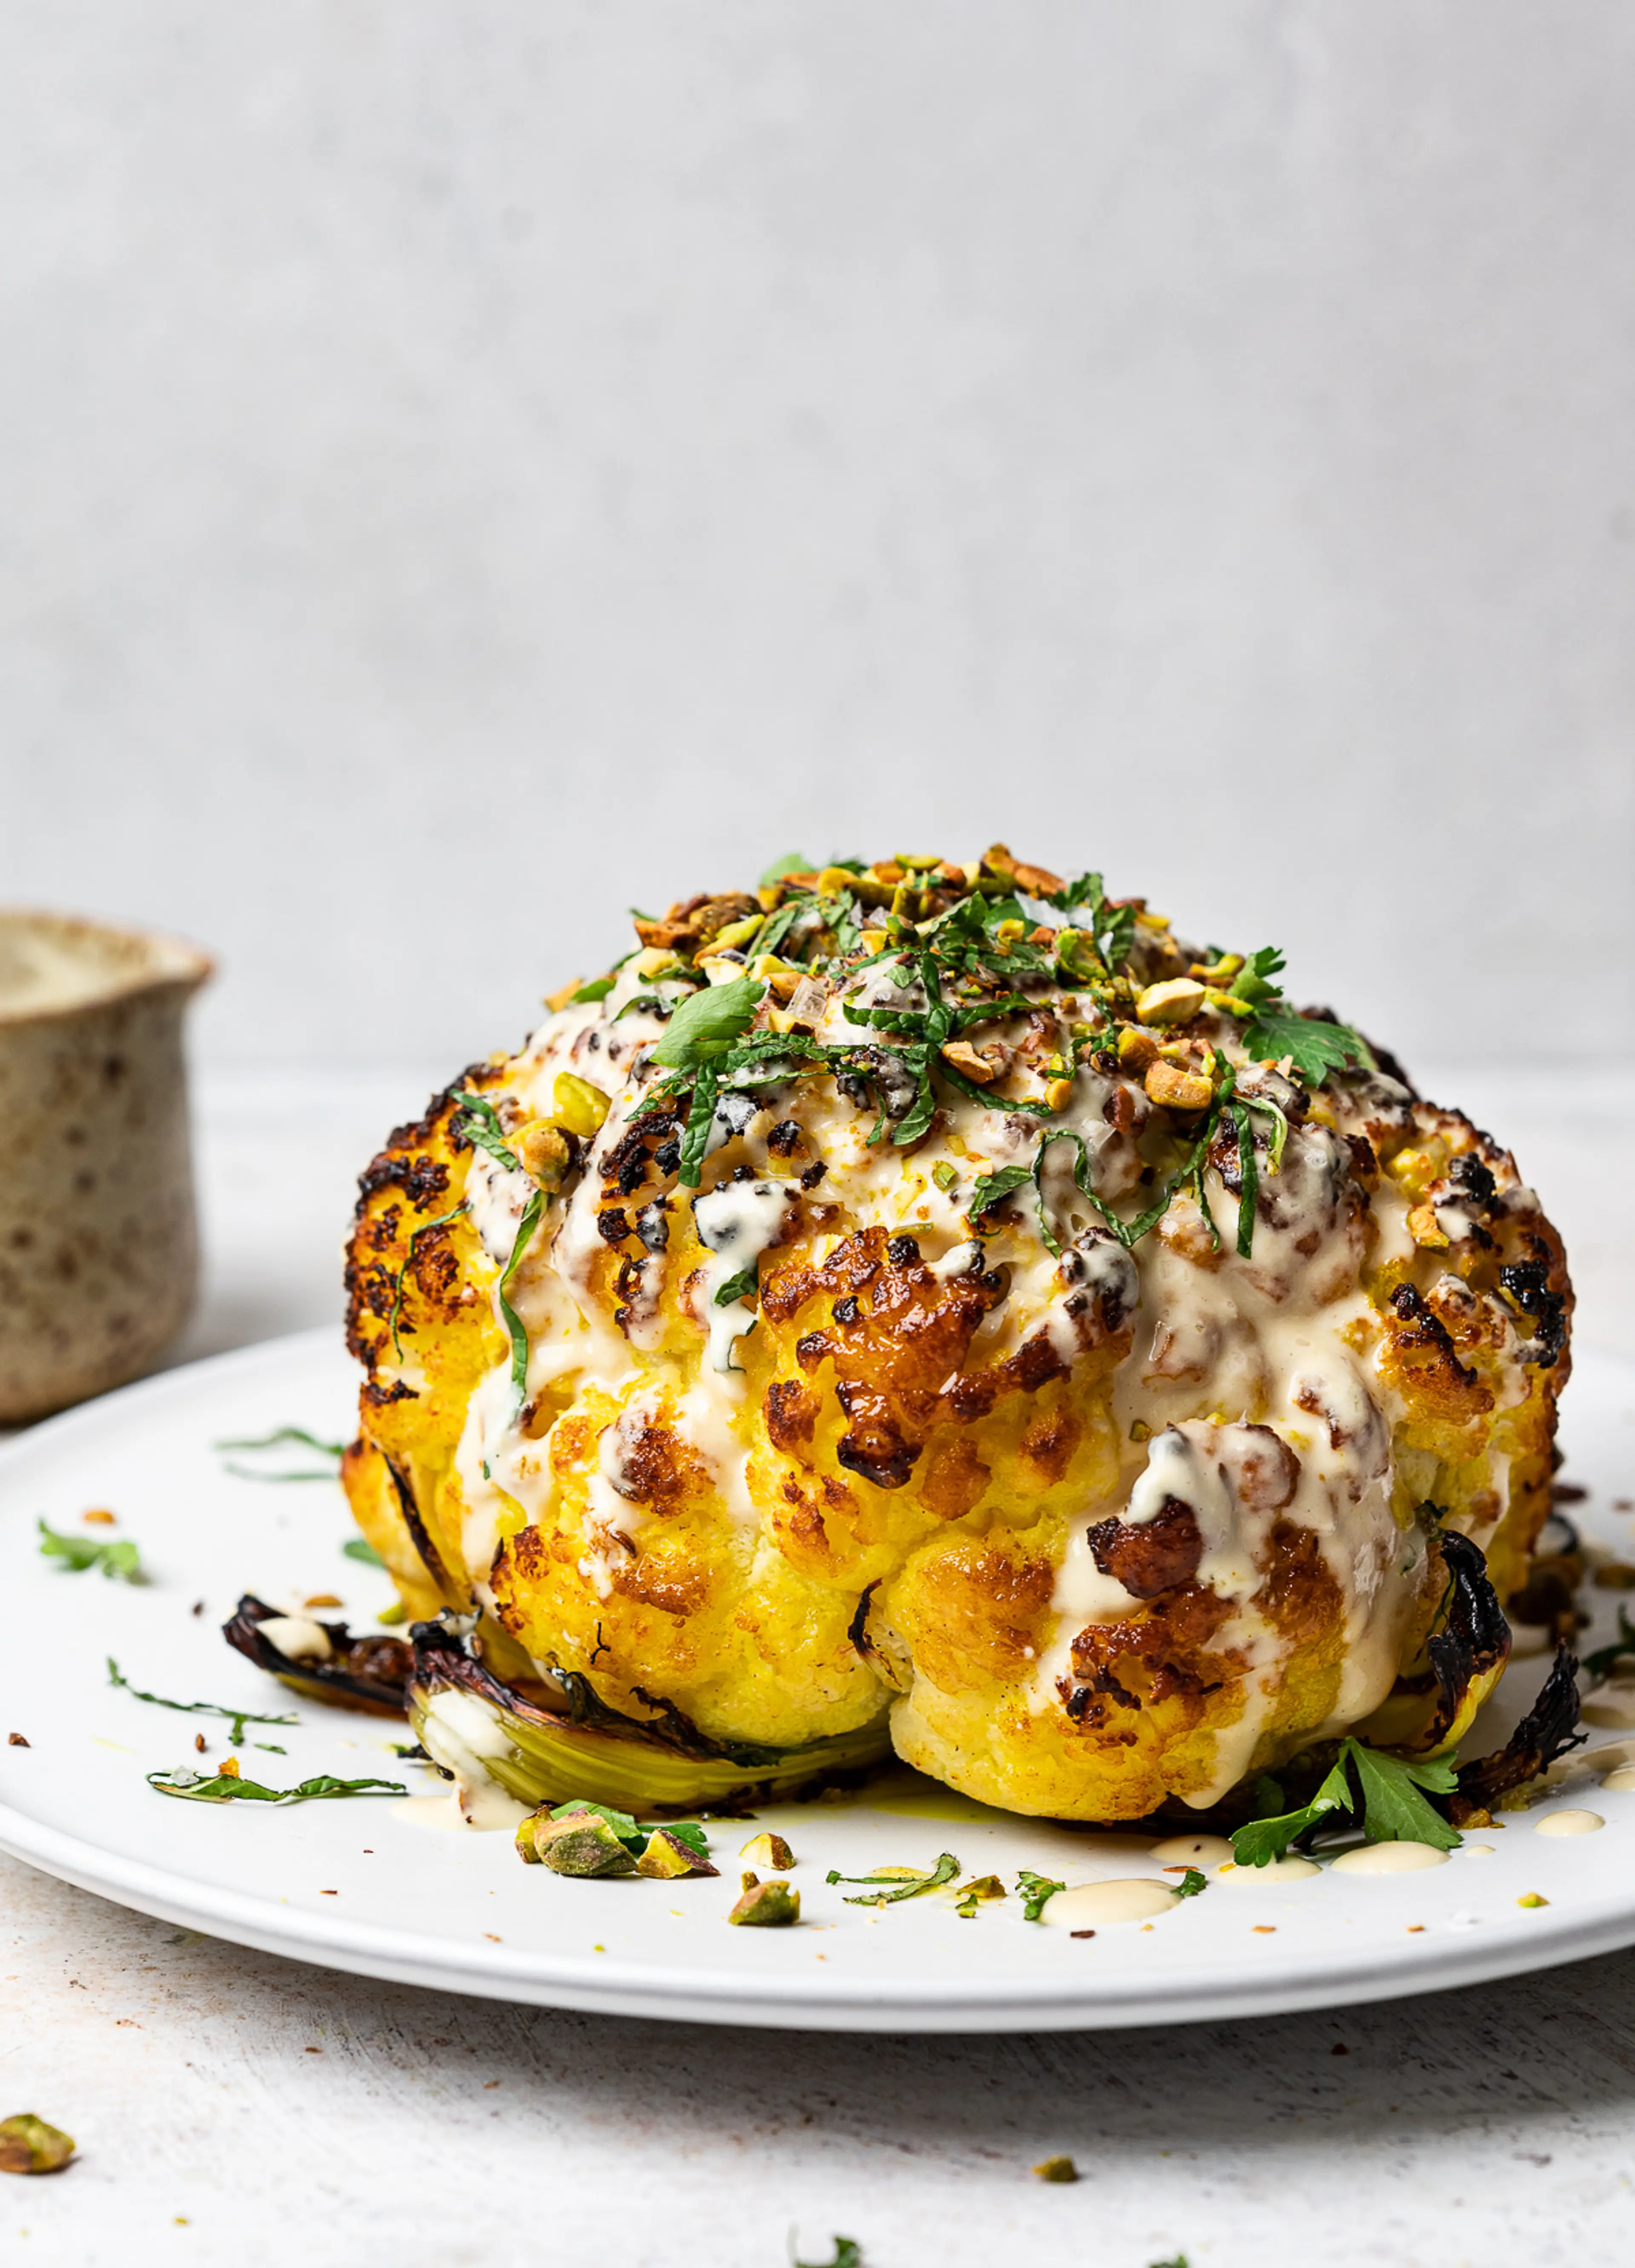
375 1601 408 1625
1136 977 1206 1026
518 1810 636 1876
1032 2156 1079 2185
709 916 764 954
953 1873 1006 1918
552 1073 611 1139
1144 1060 1214 1112
1517 1892 1549 1908
941 1039 1001 1085
635 1828 718 1879
727 1878 800 1927
1130 1418 1152 1442
931 1160 958 1194
1188 951 1244 984
740 1831 795 1871
1044 1077 1073 1111
1116 1025 1160 1072
516 1120 572 1189
0 2115 75 2176
1406 1201 1451 1251
544 975 585 1012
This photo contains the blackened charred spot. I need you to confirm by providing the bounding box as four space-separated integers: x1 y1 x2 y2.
654 1139 681 1176
1391 1282 1424 1322
597 1208 632 1246
1450 1152 1497 1209
1086 1499 1204 1598
836 1425 920 1491
795 1331 829 1369
1500 1260 1569 1367
767 1119 804 1157
800 1160 828 1190
363 1378 419 1409
356 1150 451 1214
887 1235 921 1267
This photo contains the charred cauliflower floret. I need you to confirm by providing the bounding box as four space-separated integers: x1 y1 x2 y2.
342 849 1571 1821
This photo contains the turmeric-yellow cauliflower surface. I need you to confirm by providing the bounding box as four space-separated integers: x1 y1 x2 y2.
343 849 1570 1821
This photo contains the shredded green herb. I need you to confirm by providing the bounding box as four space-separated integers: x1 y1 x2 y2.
571 976 616 1002
37 1521 143 1581
1583 1605 1635 1684
107 1658 297 1743
496 1191 545 1409
147 1770 405 1804
1016 1869 1065 1922
215 1427 345 1483
451 1090 523 1174
824 1852 960 1907
1172 1867 1209 1899
793 2242 862 2268
341 1537 386 1567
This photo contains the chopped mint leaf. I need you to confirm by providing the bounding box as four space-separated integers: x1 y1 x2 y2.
215 1426 346 1483
1017 1870 1065 1922
571 976 616 1002
650 975 765 1071
387 1198 469 1357
452 1088 525 1173
147 1770 404 1804
714 1262 760 1309
497 1191 545 1409
109 1658 297 1743
38 1521 143 1582
760 853 813 886
969 1165 1032 1223
824 1852 960 1906
341 1538 386 1567
793 2243 862 2268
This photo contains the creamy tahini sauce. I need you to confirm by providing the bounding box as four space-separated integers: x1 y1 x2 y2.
1534 1809 1603 1837
1329 1841 1449 1875
1218 1856 1320 1885
1038 1879 1179 1927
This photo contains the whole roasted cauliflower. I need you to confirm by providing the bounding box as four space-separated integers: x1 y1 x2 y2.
342 850 1570 1821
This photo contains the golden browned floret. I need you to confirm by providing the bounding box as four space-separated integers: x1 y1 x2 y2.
341 852 1571 1824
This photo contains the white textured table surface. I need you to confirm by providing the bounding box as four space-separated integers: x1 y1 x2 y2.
4 1064 1634 2268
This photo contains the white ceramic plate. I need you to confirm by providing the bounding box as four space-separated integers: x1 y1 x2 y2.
2 1330 1634 2033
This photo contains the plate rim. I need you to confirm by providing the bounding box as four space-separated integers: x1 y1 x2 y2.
2 1330 1632 2034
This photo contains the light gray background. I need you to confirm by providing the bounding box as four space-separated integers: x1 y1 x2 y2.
2 3 1631 1084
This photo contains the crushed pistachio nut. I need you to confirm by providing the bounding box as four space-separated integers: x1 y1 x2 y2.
740 1831 795 1871
954 1873 1006 1919
517 1810 636 1877
635 1827 718 1879
0 2115 75 2176
1406 1201 1451 1251
516 1120 572 1189
1517 1892 1549 1908
941 1039 1002 1085
1135 977 1204 1025
544 976 585 1012
931 1160 958 1194
1144 1060 1214 1112
728 1877 800 1927
1116 1025 1160 1072
1032 2156 1079 2185
552 1073 611 1139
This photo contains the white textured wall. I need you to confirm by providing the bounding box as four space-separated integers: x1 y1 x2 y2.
2 3 1631 1082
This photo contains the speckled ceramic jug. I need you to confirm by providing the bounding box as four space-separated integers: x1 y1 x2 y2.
0 911 212 1422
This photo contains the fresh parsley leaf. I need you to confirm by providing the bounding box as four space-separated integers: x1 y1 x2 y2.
1230 1753 1354 1867
107 1657 297 1742
147 1770 405 1804
714 1262 760 1309
760 853 813 887
1230 1740 1460 1866
824 1853 960 1906
571 976 616 1002
1017 1870 1065 1922
215 1426 346 1483
793 2242 862 2268
38 1521 143 1581
1172 1868 1209 1899
1346 1743 1460 1850
341 1537 386 1566
650 975 765 1070
1233 945 1286 1005
1242 1009 1374 1086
